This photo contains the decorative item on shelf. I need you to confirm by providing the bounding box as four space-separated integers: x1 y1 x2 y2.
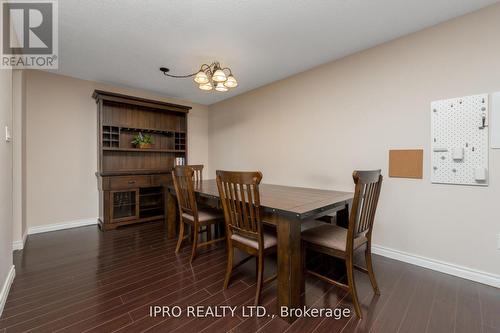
159 61 238 93
131 132 154 149
175 157 185 166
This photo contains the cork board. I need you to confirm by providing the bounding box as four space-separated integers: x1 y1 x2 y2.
389 149 423 179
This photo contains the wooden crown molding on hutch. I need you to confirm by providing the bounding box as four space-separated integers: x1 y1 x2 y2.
93 90 190 231
92 90 192 113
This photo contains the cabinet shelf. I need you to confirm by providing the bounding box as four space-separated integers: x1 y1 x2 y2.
139 206 163 212
137 215 164 222
113 203 135 208
103 124 186 135
103 147 186 153
140 192 163 197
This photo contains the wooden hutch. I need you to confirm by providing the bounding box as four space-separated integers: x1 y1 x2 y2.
93 90 190 230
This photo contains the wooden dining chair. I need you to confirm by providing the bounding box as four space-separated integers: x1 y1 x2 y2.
216 170 277 305
186 164 222 240
187 164 203 182
301 170 383 318
172 166 225 263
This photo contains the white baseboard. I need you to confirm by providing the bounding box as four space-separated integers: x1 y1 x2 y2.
372 244 500 289
12 233 27 251
28 218 98 235
0 266 15 318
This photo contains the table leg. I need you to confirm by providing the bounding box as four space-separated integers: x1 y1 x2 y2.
166 191 177 239
336 200 352 228
276 215 302 323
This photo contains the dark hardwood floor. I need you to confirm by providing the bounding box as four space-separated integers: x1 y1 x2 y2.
1 221 499 333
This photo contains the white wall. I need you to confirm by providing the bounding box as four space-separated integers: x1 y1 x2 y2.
12 70 26 248
0 68 14 312
209 4 500 277
25 70 209 229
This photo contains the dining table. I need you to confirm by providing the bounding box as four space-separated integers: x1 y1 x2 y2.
166 179 353 322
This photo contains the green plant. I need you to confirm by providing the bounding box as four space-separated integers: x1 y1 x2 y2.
131 132 154 146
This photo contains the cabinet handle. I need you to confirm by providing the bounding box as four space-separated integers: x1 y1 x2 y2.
128 180 136 184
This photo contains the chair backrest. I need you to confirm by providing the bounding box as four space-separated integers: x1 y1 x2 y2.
172 166 198 217
347 170 383 245
187 164 203 182
216 170 263 244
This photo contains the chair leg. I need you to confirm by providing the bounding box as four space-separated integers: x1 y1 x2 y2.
254 254 264 305
175 221 185 253
223 246 234 289
365 245 380 295
190 223 199 263
255 257 258 281
346 256 362 319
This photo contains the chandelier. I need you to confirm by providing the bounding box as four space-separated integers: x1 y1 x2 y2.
160 61 238 92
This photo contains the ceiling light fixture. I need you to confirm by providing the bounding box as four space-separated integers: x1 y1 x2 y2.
160 61 238 93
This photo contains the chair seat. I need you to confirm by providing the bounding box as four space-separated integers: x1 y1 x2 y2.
301 224 367 251
231 231 277 250
182 209 223 223
300 219 327 232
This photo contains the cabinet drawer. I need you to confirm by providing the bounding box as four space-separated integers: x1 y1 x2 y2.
109 176 151 190
151 174 171 186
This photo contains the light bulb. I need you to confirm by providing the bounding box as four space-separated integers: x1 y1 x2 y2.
212 69 227 82
199 82 213 91
215 82 228 92
194 70 209 84
224 75 238 88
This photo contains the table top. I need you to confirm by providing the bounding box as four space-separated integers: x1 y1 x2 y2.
173 179 353 220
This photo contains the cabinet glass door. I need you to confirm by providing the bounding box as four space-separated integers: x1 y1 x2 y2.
111 190 139 222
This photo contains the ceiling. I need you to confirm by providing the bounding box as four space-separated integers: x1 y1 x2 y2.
52 0 499 105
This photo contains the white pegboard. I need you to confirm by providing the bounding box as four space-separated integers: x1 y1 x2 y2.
431 94 489 186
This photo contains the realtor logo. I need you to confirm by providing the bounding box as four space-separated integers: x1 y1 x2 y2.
1 0 58 68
